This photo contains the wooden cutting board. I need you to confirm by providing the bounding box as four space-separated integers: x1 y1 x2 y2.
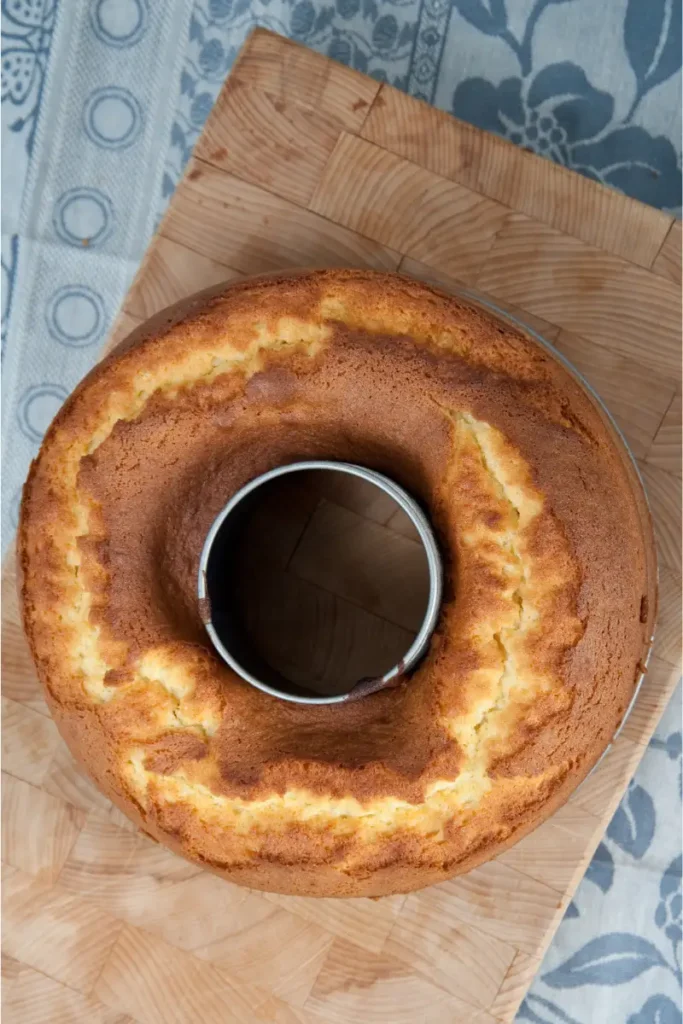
2 29 681 1024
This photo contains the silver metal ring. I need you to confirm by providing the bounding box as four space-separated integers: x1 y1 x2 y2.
198 460 443 705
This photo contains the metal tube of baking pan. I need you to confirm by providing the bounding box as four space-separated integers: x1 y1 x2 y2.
198 460 443 706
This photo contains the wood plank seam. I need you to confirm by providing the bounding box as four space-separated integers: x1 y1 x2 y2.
489 954 535 1022
0 959 89 1002
236 27 381 127
2 773 86 878
644 390 679 463
394 253 579 361
475 216 680 378
309 131 517 286
360 90 537 220
652 218 678 270
379 900 518 1018
360 80 673 271
159 157 253 265
193 86 348 209
353 85 378 138
309 127 677 318
312 126 518 223
519 747 650 1014
86 932 132 1004
651 218 683 282
159 155 402 274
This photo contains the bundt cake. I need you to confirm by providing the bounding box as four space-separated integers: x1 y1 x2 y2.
19 269 656 897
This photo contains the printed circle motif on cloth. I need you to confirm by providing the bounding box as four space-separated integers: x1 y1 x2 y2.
17 383 68 443
53 187 114 248
89 0 148 49
45 285 106 348
82 86 143 149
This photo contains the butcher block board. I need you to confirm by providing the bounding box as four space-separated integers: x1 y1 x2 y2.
2 28 681 1024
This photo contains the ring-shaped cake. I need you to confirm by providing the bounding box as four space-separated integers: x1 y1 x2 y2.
19 270 656 897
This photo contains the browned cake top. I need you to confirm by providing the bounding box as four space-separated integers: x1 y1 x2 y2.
20 270 653 897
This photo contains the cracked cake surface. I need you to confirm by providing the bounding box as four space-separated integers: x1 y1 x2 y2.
19 269 654 897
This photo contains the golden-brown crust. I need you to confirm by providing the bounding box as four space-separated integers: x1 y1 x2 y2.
19 269 656 897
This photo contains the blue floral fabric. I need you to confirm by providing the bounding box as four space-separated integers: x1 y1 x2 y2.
160 0 683 214
449 0 682 211
2 3 681 1021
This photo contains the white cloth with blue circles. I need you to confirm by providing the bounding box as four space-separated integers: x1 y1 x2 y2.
2 3 681 1023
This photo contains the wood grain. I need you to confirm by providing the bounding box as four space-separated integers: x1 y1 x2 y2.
310 471 403 526
233 472 425 694
1 559 50 717
196 81 346 208
384 883 517 1007
489 951 542 1022
4 964 139 1024
2 774 84 883
58 814 202 918
399 255 563 341
496 803 601 893
2 27 680 1024
42 741 138 833
428 861 565 956
476 215 681 377
240 562 416 696
638 460 681 575
95 925 267 1024
310 132 510 285
2 697 59 786
126 236 243 321
104 309 144 354
553 330 676 460
231 27 379 132
162 156 400 276
191 896 333 1007
361 85 673 269
646 392 682 476
621 656 682 746
195 31 378 212
2 866 124 993
569 736 644 819
306 939 499 1024
651 566 682 669
263 890 406 956
652 220 682 284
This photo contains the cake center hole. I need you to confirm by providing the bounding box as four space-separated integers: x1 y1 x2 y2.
202 465 436 702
